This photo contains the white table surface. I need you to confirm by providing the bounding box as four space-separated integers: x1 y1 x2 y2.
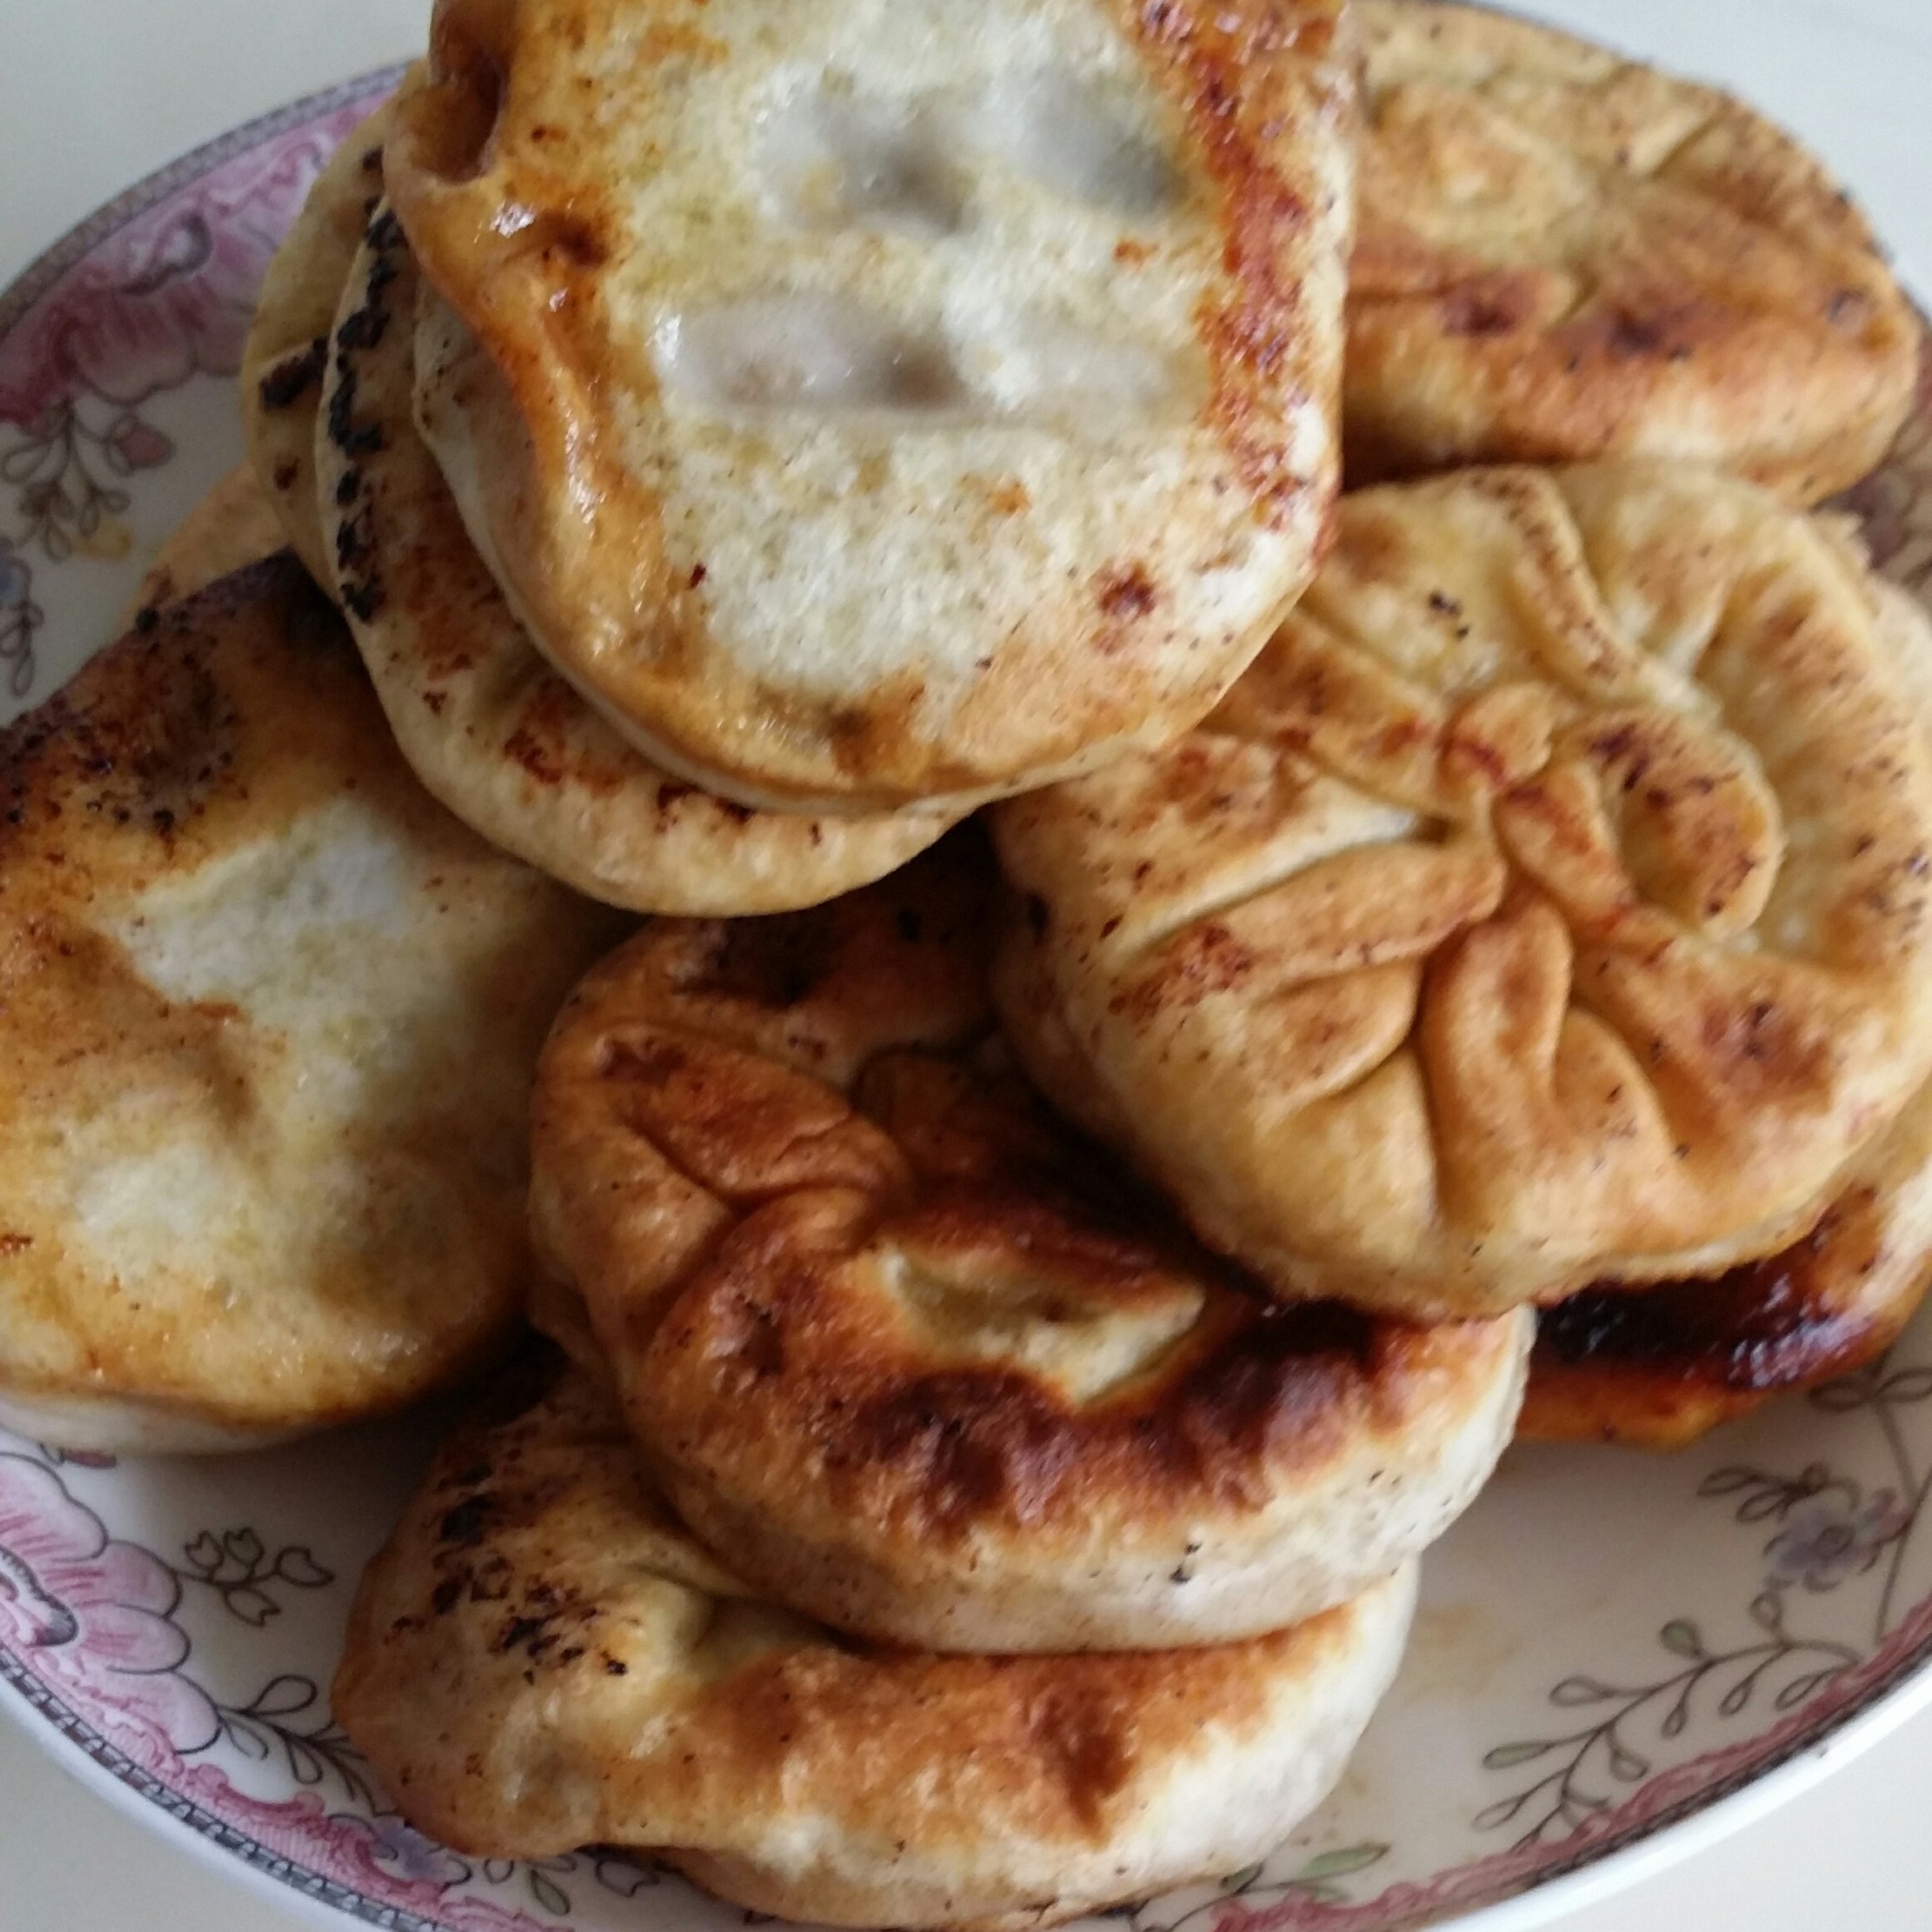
4 2 1932 1927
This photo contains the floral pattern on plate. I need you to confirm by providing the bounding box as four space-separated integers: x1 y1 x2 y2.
7 63 1932 1932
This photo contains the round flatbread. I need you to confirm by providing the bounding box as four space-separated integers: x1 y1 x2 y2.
385 0 1356 812
320 215 958 914
528 835 1528 1652
993 465 1932 1320
1522 560 1932 1446
334 1363 1417 1930
241 95 399 586
0 557 625 1453
1345 1 1917 503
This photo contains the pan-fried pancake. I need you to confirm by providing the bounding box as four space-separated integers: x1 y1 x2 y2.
119 463 285 628
241 95 399 585
385 0 1356 812
334 1362 1417 1931
0 558 624 1453
320 215 958 914
1520 1067 1932 1445
529 836 1528 1652
1522 556 1932 1446
993 466 1932 1320
1346 1 1917 503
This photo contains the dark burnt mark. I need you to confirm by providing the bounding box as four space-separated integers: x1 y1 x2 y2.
258 336 327 411
1428 591 1461 618
1538 1186 1888 1392
365 206 404 255
342 577 387 622
840 1280 1377 1538
438 1495 493 1548
1603 311 1666 358
688 562 707 588
334 298 390 355
495 1614 547 1655
1030 1687 1132 1832
699 909 843 1009
334 505 374 572
1441 281 1527 339
335 467 363 506
325 364 383 458
133 606 160 634
1026 894 1050 937
896 909 924 944
1097 567 1158 622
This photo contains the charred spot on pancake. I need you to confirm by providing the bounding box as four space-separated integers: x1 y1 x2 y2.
1537 1187 1889 1393
695 909 845 1011
1 557 331 842
258 336 328 411
1097 566 1159 621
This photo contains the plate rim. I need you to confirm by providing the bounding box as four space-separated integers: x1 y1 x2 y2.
4 52 1932 1932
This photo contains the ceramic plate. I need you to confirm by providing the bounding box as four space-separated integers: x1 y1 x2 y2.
8 59 1932 1932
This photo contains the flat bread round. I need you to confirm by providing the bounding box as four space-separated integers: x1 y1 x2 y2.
334 1364 1417 1931
1345 2 1917 504
993 466 1932 1320
1522 565 1932 1446
119 463 285 628
529 836 1528 1652
241 96 399 585
385 0 1356 812
321 215 958 914
0 557 625 1452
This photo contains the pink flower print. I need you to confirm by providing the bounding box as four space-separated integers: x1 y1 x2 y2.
0 88 387 428
0 1454 217 1753
105 414 173 473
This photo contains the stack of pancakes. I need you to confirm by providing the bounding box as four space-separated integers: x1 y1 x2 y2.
7 0 1932 1924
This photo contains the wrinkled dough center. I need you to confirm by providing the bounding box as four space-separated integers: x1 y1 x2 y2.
881 1235 1204 1404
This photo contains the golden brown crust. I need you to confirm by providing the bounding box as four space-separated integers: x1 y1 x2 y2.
0 557 624 1440
318 214 959 913
334 1364 1416 1929
241 97 401 584
1346 2 1917 503
991 465 1932 1319
384 0 1355 810
530 837 1527 1650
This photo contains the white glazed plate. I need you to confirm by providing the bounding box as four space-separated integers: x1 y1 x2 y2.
7 60 1932 1932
